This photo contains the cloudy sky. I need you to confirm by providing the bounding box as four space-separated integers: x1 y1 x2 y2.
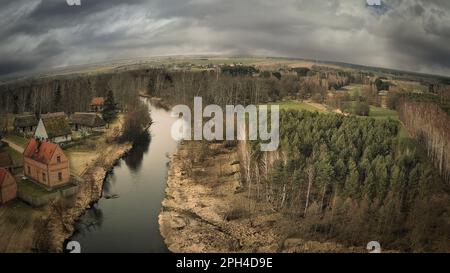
1 0 450 77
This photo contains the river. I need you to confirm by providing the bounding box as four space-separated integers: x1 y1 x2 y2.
69 99 178 253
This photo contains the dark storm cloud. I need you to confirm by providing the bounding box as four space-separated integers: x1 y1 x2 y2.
0 0 450 76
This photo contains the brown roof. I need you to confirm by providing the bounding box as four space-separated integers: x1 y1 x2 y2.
23 139 59 165
0 168 14 187
0 152 14 168
70 112 106 128
14 114 38 128
90 97 105 106
41 112 68 119
41 116 71 138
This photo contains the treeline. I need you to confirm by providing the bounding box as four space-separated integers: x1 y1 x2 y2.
395 96 450 184
146 68 367 107
242 110 450 252
389 92 450 115
0 70 150 115
0 66 370 116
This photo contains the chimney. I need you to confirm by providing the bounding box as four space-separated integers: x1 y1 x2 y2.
35 138 42 154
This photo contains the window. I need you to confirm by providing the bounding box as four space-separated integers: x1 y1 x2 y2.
42 172 46 182
58 172 63 181
57 156 61 163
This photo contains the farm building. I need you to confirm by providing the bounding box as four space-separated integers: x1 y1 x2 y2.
0 168 17 204
34 115 72 144
0 152 14 173
90 97 105 112
23 139 70 190
41 112 68 120
13 114 38 135
70 112 106 133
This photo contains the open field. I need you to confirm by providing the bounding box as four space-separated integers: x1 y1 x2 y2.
271 100 327 112
369 106 399 120
66 150 98 176
341 84 366 98
367 106 409 138
391 79 428 93
0 200 46 253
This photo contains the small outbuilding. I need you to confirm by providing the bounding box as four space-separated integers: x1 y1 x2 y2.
34 116 72 144
13 114 38 135
70 112 106 133
41 112 68 120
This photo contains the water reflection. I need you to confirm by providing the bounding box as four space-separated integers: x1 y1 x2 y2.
69 100 178 253
74 204 104 235
124 133 151 172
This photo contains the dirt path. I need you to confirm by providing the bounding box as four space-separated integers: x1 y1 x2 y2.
2 139 24 153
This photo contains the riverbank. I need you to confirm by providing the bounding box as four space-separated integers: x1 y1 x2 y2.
44 144 132 252
159 141 364 253
0 116 133 252
43 117 133 252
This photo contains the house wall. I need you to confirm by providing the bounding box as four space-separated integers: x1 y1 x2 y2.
0 172 17 204
24 147 70 189
90 105 103 112
72 125 105 134
47 147 70 188
72 124 92 132
24 157 50 187
16 126 36 136
52 135 72 144
34 119 48 140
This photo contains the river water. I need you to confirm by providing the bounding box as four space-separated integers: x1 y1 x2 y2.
69 99 178 253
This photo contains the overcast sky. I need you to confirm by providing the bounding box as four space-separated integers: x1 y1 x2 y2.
1 0 450 77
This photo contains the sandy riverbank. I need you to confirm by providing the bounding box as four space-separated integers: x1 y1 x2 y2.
159 141 363 253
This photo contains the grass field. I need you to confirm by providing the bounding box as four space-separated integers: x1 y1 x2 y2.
369 106 399 120
367 106 410 138
270 101 326 112
17 179 57 198
343 84 365 98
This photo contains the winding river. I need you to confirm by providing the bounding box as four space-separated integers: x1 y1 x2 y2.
69 99 177 253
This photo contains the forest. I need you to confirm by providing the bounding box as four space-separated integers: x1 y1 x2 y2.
395 96 450 184
242 110 450 252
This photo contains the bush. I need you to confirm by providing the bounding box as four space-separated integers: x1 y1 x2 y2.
311 93 324 103
224 206 249 221
121 103 152 142
352 101 370 116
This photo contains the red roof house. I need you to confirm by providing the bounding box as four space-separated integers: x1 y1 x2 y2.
90 97 105 112
23 139 70 189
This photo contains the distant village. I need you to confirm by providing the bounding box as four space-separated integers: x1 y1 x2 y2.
0 97 108 207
